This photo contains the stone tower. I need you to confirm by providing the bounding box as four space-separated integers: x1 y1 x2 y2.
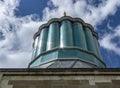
28 15 106 68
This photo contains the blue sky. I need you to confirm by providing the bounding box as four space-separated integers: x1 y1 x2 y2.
0 0 120 68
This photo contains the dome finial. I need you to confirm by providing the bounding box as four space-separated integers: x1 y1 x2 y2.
64 11 66 16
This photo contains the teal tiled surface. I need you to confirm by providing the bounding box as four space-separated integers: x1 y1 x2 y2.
30 18 105 68
30 48 105 68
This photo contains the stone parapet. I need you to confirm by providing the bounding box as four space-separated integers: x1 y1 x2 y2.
0 69 120 88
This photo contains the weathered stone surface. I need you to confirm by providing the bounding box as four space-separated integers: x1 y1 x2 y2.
0 69 120 88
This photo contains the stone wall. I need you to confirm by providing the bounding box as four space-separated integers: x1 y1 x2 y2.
0 69 120 88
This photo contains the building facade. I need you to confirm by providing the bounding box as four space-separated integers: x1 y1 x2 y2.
29 16 105 68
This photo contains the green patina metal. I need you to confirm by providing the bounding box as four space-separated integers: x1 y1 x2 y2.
31 37 38 60
47 22 60 50
93 36 102 59
60 20 73 47
36 28 48 56
84 28 97 54
72 22 87 50
29 47 105 68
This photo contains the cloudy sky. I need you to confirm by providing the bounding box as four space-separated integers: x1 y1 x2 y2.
0 0 120 68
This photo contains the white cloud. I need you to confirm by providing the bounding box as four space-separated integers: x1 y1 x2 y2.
107 21 113 30
43 0 120 26
0 0 44 68
100 25 120 55
0 49 31 68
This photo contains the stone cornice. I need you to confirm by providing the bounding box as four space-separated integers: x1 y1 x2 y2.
0 68 120 76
